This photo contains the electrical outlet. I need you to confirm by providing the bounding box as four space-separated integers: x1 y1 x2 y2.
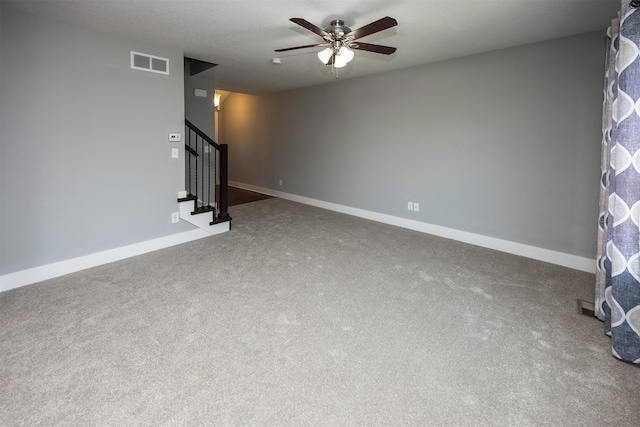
414 203 420 212
408 201 414 211
171 212 179 223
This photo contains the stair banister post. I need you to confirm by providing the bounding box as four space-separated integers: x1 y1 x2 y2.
218 143 230 222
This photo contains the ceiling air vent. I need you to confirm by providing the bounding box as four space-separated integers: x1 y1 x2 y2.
130 51 169 75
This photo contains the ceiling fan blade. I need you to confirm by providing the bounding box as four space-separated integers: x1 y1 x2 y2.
350 42 396 55
347 16 397 40
275 43 324 52
290 18 329 38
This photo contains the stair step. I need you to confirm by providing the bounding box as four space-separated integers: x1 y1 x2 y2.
177 195 197 203
178 197 229 235
192 205 216 215
210 216 232 226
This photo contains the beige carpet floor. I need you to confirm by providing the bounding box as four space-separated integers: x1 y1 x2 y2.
1 198 639 426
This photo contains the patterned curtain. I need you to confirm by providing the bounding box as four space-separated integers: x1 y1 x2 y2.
595 1 640 364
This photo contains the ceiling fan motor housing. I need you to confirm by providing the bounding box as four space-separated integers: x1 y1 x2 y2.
324 20 353 43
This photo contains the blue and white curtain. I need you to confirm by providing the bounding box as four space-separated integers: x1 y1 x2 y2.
595 1 640 364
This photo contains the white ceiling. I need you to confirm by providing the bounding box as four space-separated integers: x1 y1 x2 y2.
5 0 620 95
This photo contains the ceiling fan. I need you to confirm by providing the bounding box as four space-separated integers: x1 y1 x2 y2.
275 16 398 77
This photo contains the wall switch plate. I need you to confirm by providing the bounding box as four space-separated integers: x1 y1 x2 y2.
169 133 181 142
171 148 179 158
279 179 283 186
171 212 179 223
408 202 414 211
413 203 420 212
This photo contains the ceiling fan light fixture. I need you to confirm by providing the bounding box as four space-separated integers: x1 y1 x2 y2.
317 47 333 64
339 46 354 63
334 55 348 68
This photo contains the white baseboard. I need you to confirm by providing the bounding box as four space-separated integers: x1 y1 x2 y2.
0 229 212 292
2 184 595 293
229 181 595 273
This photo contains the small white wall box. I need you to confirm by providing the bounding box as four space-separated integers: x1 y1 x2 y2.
169 133 181 142
194 89 207 97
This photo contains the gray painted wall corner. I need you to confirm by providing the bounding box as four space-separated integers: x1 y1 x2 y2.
220 31 605 260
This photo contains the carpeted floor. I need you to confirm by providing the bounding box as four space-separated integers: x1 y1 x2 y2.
1 198 639 426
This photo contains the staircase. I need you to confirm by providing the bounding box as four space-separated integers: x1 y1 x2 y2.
177 119 231 235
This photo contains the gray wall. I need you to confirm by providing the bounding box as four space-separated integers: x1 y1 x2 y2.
0 3 3 274
220 31 605 259
0 5 191 274
184 61 216 140
183 61 217 202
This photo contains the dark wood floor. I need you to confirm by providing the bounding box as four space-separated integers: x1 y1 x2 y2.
227 186 274 207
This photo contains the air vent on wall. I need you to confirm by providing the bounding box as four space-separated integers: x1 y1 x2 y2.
130 51 169 75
